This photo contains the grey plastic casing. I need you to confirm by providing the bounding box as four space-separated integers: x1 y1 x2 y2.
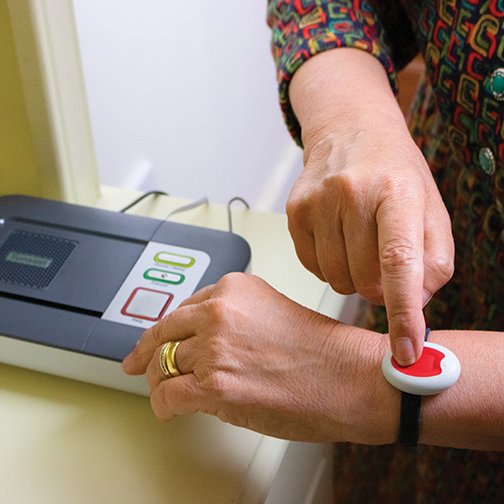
0 195 251 394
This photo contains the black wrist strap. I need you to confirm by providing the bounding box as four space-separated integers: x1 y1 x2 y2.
398 392 422 447
398 328 431 447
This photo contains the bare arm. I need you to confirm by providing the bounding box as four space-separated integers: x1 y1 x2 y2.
122 274 504 451
419 329 504 450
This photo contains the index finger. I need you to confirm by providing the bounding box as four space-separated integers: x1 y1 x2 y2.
122 284 216 375
377 196 426 366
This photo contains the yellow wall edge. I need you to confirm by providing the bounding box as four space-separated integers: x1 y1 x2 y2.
0 0 43 198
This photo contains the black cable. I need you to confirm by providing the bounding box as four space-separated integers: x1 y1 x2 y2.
227 197 250 233
119 191 168 213
120 191 248 234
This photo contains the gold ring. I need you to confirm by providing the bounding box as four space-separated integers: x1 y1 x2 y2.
159 341 182 378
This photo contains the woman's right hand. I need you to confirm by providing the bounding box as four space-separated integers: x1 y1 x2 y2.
288 48 454 365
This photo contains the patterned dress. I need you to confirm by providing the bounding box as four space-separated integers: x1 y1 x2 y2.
268 1 504 501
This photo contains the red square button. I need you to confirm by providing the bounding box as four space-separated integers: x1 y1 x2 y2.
121 288 174 321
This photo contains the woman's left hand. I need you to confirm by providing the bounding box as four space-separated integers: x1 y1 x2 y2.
122 273 396 443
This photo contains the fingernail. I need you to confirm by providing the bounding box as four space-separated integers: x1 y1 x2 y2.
394 338 415 366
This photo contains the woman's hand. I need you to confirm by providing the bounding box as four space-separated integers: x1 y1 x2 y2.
288 48 454 365
122 273 397 444
122 273 504 450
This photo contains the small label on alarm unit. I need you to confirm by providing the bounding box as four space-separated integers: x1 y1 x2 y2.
102 242 210 329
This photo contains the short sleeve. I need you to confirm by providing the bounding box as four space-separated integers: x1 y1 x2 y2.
267 0 398 146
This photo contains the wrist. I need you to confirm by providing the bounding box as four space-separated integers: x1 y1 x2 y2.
360 339 401 445
289 48 406 155
328 327 400 445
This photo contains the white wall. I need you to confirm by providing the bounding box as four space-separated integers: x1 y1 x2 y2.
72 0 303 213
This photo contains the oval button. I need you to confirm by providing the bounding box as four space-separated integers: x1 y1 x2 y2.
144 268 185 285
154 251 195 268
490 68 504 101
479 147 496 176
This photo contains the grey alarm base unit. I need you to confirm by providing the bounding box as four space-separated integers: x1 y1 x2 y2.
0 195 251 395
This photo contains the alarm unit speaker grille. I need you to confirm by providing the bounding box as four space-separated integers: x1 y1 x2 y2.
0 230 76 289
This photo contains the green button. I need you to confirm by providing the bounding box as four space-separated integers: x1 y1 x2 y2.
144 268 185 285
154 252 195 268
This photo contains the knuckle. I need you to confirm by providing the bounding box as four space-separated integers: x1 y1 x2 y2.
436 255 455 282
287 171 352 216
202 299 230 332
444 258 455 281
286 182 314 221
198 369 229 401
217 271 246 290
151 389 173 421
387 308 418 331
328 170 361 199
380 241 420 274
376 175 421 213
380 173 406 193
426 254 455 287
285 190 303 217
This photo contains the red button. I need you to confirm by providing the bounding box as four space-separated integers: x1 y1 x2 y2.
391 347 444 377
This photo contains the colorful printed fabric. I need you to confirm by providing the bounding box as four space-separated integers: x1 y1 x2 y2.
267 0 397 146
268 0 504 501
407 1 504 332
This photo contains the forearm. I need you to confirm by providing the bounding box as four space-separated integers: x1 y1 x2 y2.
344 327 504 450
289 48 408 153
419 329 504 450
123 272 501 449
